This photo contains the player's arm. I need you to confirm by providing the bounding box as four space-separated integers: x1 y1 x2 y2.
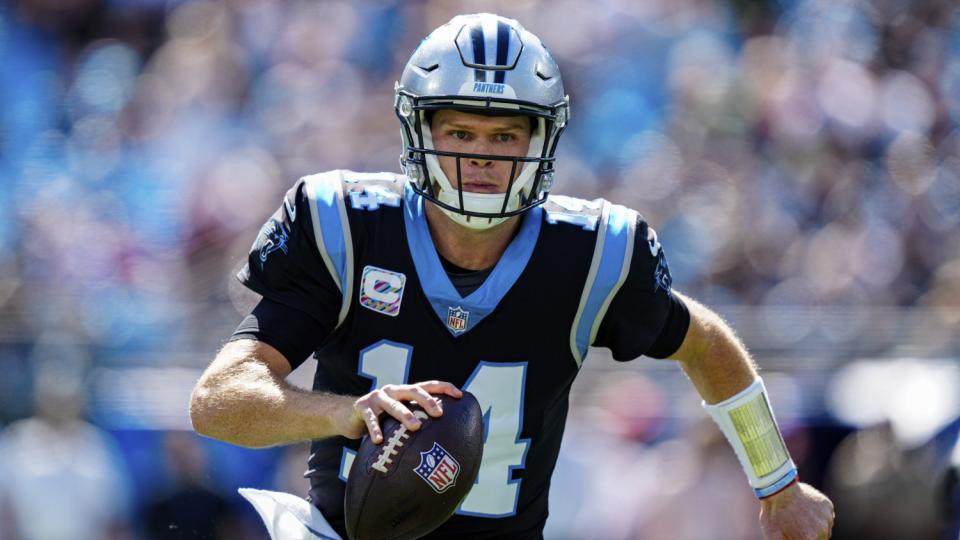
189 337 457 447
191 338 350 447
594 217 832 538
666 291 756 404
190 177 456 448
666 292 835 539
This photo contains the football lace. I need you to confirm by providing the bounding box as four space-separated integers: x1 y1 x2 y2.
371 409 430 473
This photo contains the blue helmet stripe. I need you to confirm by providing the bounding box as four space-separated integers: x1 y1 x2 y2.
469 23 486 82
494 20 509 84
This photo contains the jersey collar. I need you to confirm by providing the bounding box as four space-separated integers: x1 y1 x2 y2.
403 183 542 337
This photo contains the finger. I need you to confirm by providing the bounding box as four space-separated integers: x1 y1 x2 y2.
379 394 422 431
380 385 443 415
360 406 384 444
403 385 444 417
418 380 463 398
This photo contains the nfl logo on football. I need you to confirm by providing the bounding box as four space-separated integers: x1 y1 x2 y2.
414 442 460 494
446 306 469 333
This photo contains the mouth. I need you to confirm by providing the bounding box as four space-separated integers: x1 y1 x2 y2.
461 181 503 194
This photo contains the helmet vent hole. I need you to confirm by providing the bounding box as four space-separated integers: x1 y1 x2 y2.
536 70 552 81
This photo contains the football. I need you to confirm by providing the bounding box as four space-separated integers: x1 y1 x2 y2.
344 391 484 540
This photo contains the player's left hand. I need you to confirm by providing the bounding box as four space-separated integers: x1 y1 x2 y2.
759 482 835 540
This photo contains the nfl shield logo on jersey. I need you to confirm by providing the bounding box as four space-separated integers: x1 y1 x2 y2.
414 442 460 494
446 306 469 333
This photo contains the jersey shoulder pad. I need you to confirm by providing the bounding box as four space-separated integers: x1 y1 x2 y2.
543 194 606 232
340 171 405 211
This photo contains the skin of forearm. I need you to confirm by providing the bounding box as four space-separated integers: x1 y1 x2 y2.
666 296 832 540
190 340 355 448
669 292 759 405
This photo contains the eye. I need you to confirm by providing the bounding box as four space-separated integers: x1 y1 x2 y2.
450 130 470 140
495 133 516 143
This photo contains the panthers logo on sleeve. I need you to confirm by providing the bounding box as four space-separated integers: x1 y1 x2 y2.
256 218 289 270
646 225 673 293
654 250 673 293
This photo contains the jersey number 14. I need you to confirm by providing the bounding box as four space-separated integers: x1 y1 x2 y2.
341 340 530 518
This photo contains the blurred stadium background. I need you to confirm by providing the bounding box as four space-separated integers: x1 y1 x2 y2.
0 0 958 538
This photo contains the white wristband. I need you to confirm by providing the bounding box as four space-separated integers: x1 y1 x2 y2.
702 377 797 498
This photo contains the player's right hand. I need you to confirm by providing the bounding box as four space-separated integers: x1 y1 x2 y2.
347 381 463 444
760 481 835 539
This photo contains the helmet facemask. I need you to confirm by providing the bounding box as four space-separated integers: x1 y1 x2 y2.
396 93 567 230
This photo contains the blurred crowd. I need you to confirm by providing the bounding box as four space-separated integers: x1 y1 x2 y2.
0 0 958 538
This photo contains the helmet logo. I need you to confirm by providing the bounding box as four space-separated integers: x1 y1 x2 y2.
458 81 517 99
473 82 505 94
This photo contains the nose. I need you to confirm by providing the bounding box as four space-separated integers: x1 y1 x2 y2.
466 138 495 168
467 151 493 168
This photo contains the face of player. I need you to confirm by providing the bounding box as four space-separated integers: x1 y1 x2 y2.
430 110 533 194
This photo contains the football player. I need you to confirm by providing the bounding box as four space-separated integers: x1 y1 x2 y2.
190 13 835 540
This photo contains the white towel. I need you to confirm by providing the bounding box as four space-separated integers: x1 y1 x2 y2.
238 487 344 540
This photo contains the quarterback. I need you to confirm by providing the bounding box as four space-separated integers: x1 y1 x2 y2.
190 13 835 540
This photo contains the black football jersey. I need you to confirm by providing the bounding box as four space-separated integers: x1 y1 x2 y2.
237 170 687 540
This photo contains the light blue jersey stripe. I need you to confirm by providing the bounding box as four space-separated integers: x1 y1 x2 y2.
403 184 541 337
573 204 635 363
303 171 354 326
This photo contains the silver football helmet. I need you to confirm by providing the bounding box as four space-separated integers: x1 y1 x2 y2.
395 13 570 229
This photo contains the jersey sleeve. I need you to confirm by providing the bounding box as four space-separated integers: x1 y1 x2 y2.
592 218 690 360
230 298 330 370
236 177 343 337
